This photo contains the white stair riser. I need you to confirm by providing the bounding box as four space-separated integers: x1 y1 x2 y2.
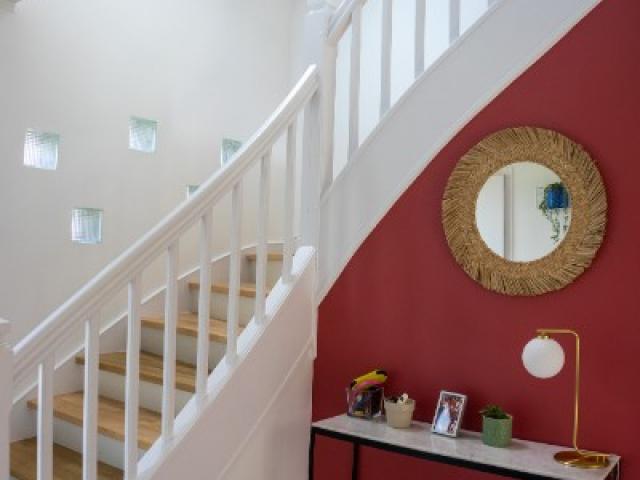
96 369 192 414
190 291 255 327
247 259 283 287
141 327 225 369
51 416 145 470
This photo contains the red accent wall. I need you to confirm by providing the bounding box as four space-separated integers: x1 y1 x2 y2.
312 0 640 478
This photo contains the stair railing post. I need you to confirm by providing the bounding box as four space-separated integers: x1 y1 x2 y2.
0 319 12 480
301 0 335 250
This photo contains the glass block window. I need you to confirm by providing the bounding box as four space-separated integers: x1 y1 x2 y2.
129 117 158 153
186 184 199 198
71 208 103 244
220 138 242 166
24 129 60 170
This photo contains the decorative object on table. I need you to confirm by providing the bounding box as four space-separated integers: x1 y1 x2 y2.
537 182 571 243
346 369 387 419
480 404 512 448
384 393 415 429
220 138 243 166
431 391 467 437
522 329 610 469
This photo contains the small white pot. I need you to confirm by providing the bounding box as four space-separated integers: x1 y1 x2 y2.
384 398 415 429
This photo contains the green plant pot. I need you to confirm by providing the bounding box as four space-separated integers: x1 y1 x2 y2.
482 415 512 448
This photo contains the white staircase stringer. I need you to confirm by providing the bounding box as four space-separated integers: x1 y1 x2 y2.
317 0 602 300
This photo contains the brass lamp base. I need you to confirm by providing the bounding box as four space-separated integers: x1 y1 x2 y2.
554 450 610 469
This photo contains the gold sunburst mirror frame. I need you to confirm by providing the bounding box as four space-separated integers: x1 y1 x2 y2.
442 127 607 296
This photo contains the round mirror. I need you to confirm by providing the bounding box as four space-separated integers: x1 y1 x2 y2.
475 162 572 262
442 127 607 296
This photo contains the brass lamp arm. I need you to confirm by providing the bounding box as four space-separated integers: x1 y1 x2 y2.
536 329 580 452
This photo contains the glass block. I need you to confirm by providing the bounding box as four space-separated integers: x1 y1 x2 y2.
220 138 242 166
186 184 199 198
71 208 103 244
24 129 60 170
129 117 158 153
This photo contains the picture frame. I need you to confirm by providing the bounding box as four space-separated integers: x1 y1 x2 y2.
431 391 467 437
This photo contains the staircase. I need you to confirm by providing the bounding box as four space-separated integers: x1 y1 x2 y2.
9 253 283 478
0 0 602 479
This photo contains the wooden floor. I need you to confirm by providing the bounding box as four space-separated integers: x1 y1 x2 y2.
27 391 161 449
188 281 267 298
142 312 242 343
76 350 201 392
10 438 123 480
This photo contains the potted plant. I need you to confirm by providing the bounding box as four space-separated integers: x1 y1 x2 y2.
480 405 512 448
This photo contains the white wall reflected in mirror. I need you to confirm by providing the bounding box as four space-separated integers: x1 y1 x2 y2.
476 162 572 262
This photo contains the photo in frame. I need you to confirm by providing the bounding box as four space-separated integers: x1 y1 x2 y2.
431 391 467 437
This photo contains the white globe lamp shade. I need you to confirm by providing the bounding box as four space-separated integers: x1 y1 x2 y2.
522 337 565 379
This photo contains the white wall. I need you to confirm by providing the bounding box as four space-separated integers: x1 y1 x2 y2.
0 0 301 343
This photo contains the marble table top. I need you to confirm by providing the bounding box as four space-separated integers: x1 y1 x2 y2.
312 415 620 480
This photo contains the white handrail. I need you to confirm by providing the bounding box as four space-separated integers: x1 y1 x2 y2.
12 65 319 387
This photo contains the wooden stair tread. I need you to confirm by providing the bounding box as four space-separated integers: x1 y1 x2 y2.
141 312 242 343
76 351 200 393
27 392 160 450
245 252 283 261
188 281 266 298
11 437 123 480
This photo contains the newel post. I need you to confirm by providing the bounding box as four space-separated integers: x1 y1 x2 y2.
0 319 12 480
300 0 336 249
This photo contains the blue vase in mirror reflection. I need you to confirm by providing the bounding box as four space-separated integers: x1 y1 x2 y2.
546 184 570 209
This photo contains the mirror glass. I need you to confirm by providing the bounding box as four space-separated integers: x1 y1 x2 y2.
475 162 572 262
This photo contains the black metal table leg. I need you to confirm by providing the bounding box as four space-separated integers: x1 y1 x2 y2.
351 442 360 480
309 429 316 480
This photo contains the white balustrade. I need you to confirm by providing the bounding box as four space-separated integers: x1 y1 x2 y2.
196 211 213 403
162 242 179 439
449 0 461 44
83 315 100 480
380 0 392 116
348 0 363 159
0 320 11 480
125 275 142 479
282 123 297 284
415 0 426 78
255 152 271 325
37 356 54 480
226 182 243 366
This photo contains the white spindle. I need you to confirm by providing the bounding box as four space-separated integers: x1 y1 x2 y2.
255 152 271 325
124 275 141 479
321 44 337 194
449 0 461 44
162 242 178 439
0 320 12 480
226 182 243 365
282 123 297 284
415 0 426 78
83 315 99 480
380 0 392 117
37 355 54 480
300 92 322 248
196 211 212 402
348 1 363 159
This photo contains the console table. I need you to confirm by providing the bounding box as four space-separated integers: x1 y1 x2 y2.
310 415 620 480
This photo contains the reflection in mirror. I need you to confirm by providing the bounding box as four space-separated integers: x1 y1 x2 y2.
475 162 572 262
